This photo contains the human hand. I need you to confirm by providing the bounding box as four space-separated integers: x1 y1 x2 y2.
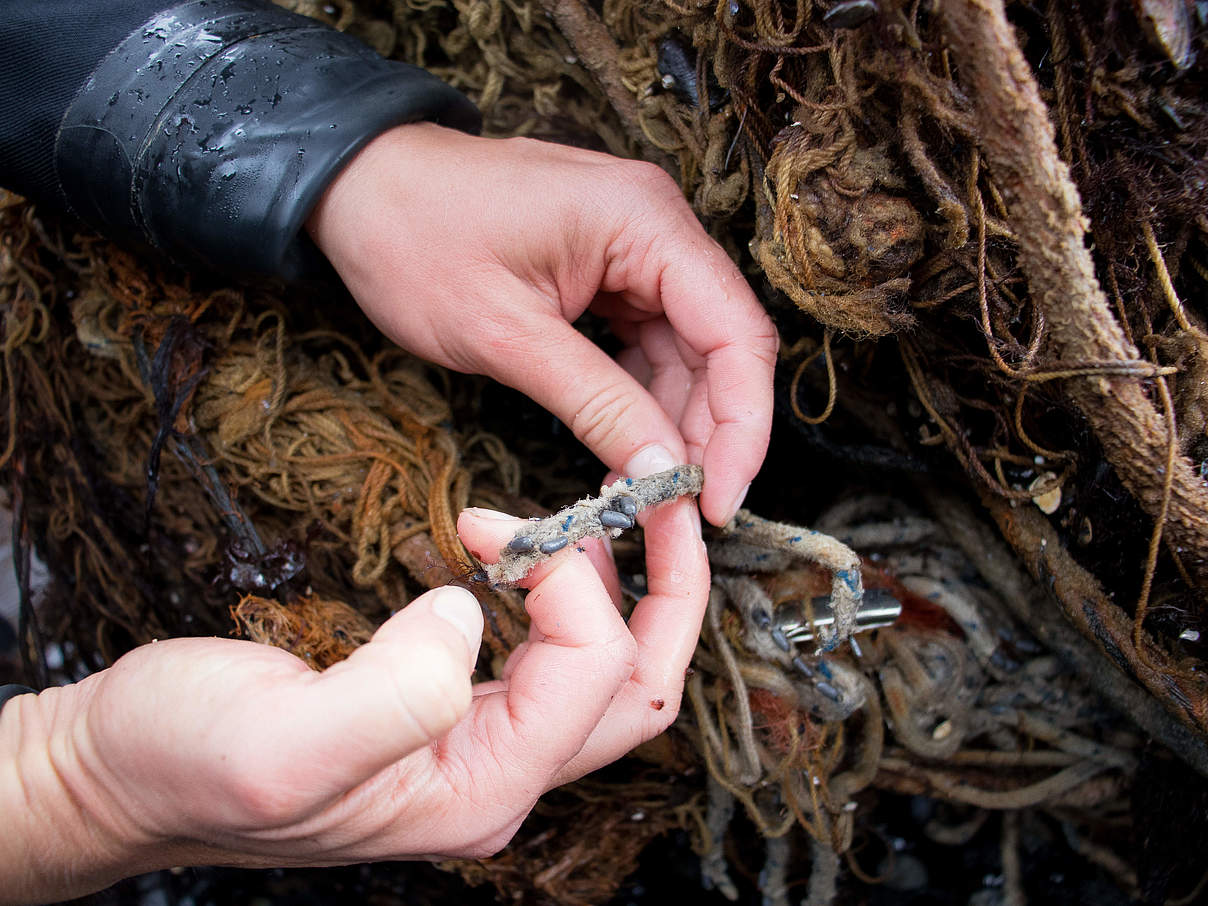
0 505 707 904
306 122 778 527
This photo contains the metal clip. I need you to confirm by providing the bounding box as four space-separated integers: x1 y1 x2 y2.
774 587 901 644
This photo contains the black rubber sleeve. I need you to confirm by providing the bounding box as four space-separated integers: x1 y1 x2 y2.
6 0 481 279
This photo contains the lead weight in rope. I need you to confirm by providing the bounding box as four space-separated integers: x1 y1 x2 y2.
539 536 568 555
792 655 814 678
771 626 791 653
599 509 634 530
816 681 843 703
506 535 536 554
612 494 638 518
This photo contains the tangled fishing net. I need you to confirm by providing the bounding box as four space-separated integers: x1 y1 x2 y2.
4 0 1208 903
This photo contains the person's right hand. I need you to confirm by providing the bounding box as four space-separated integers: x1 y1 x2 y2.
0 502 708 906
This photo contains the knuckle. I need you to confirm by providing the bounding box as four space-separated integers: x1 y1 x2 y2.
610 633 640 683
575 632 638 693
458 841 502 861
752 318 781 362
393 645 472 741
620 160 681 199
568 379 634 452
726 305 779 364
238 788 303 828
469 312 553 376
579 629 639 693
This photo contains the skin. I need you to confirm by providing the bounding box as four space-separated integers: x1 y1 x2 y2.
305 123 778 526
0 123 775 903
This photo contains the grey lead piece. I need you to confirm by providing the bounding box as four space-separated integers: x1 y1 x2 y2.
612 494 639 518
792 655 814 678
506 535 536 554
777 587 901 644
822 0 878 29
815 681 843 703
538 537 568 555
599 509 634 530
771 626 792 653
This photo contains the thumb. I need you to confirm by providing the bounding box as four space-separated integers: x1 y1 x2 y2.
488 311 687 479
275 585 484 793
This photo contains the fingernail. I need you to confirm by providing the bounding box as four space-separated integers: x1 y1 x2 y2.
462 506 515 521
624 443 677 479
689 509 703 540
724 482 751 524
430 586 484 662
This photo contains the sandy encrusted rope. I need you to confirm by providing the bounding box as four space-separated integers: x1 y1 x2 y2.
939 0 1208 587
537 0 677 174
484 464 703 586
711 509 864 651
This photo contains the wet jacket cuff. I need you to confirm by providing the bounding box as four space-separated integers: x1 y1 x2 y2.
54 0 481 280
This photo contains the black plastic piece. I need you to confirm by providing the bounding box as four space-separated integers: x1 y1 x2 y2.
823 1 878 29
656 32 728 112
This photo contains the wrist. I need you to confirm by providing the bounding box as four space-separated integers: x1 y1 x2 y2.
305 120 452 258
0 681 166 904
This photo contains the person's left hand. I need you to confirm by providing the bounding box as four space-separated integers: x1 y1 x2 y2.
306 122 778 529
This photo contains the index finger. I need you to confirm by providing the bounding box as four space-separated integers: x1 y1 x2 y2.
454 508 637 776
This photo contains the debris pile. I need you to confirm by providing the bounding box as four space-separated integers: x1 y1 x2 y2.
3 0 1208 903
